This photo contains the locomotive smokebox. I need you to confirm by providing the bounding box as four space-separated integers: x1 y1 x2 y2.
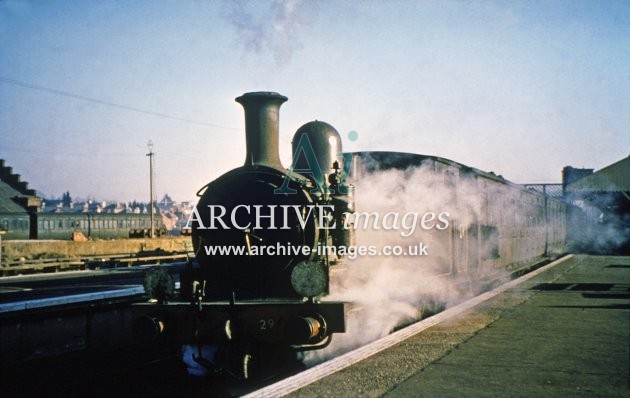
236 92 288 171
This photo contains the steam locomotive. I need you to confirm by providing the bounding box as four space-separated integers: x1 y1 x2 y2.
133 92 353 378
132 91 567 379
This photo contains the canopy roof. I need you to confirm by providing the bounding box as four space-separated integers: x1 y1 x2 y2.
567 156 630 193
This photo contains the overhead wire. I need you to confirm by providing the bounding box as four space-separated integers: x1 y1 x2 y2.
0 144 138 157
0 76 239 130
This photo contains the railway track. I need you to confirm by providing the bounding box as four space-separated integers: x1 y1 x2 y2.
1 256 568 397
0 261 186 310
0 251 192 276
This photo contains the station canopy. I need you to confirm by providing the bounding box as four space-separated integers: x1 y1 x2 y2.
566 156 630 194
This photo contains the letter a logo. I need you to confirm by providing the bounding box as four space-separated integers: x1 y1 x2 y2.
275 134 326 194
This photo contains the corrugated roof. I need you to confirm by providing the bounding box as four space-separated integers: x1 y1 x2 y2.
567 156 630 193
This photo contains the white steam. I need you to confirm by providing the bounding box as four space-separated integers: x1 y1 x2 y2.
306 160 542 364
567 197 630 254
223 0 316 65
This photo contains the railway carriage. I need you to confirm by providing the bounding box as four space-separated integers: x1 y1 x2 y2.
36 212 165 240
0 212 164 240
351 151 567 282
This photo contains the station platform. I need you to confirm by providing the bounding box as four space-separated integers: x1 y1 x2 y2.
287 255 630 397
0 263 184 314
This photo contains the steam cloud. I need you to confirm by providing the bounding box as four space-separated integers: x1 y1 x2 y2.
305 160 549 364
567 197 630 255
223 0 316 65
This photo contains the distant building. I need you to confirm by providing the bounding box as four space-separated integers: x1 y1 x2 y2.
0 159 165 240
562 166 594 196
159 194 174 209
0 159 41 239
563 156 630 254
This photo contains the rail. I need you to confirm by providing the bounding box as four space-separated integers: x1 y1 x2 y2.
0 252 191 276
1 258 86 275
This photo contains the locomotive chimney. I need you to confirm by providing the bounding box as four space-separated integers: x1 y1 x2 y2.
236 91 288 171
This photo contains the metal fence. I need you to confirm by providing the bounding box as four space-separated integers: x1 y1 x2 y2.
523 184 564 199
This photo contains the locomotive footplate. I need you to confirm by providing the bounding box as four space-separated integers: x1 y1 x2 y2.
132 300 346 348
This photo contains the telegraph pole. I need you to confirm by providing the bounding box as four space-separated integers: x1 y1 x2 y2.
0 229 6 267
147 140 155 238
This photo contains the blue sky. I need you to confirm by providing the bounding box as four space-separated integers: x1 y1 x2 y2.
1 0 628 202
